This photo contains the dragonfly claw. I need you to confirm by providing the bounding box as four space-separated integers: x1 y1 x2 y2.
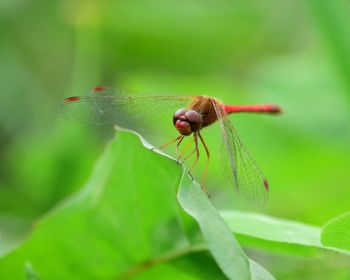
188 172 211 198
188 171 194 181
201 186 212 199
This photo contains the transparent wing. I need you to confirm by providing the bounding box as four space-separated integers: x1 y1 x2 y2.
212 100 269 206
57 86 194 145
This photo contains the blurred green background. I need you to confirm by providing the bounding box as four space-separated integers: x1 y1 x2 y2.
1 0 350 278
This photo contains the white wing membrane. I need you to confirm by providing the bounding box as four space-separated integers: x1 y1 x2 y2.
212 100 269 206
57 87 193 144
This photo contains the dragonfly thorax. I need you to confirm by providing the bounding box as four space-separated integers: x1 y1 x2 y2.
173 108 202 136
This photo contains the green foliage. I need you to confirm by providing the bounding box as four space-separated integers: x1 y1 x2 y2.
2 128 350 279
179 178 251 279
321 212 350 252
221 210 322 255
179 177 274 279
221 210 350 256
0 130 274 279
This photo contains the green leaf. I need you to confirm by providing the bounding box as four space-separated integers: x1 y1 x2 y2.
220 210 350 256
0 129 273 279
0 130 211 279
321 212 350 252
178 180 274 280
220 210 324 255
248 259 275 280
179 177 251 279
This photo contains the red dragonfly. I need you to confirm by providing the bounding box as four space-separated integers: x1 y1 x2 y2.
57 86 281 205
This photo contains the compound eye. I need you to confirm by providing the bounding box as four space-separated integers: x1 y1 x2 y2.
185 110 202 123
174 108 187 118
173 108 187 125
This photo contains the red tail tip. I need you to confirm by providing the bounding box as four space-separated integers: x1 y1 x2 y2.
64 96 80 102
92 86 106 92
263 179 269 191
270 105 282 114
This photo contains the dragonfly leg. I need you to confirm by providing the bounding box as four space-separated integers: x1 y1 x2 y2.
198 132 211 198
179 146 196 165
153 135 182 151
188 133 199 178
175 136 185 165
176 138 194 165
176 135 185 154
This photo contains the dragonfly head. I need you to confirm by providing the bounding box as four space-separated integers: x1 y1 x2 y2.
173 108 202 136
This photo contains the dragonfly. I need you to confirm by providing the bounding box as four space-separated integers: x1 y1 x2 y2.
57 86 281 206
